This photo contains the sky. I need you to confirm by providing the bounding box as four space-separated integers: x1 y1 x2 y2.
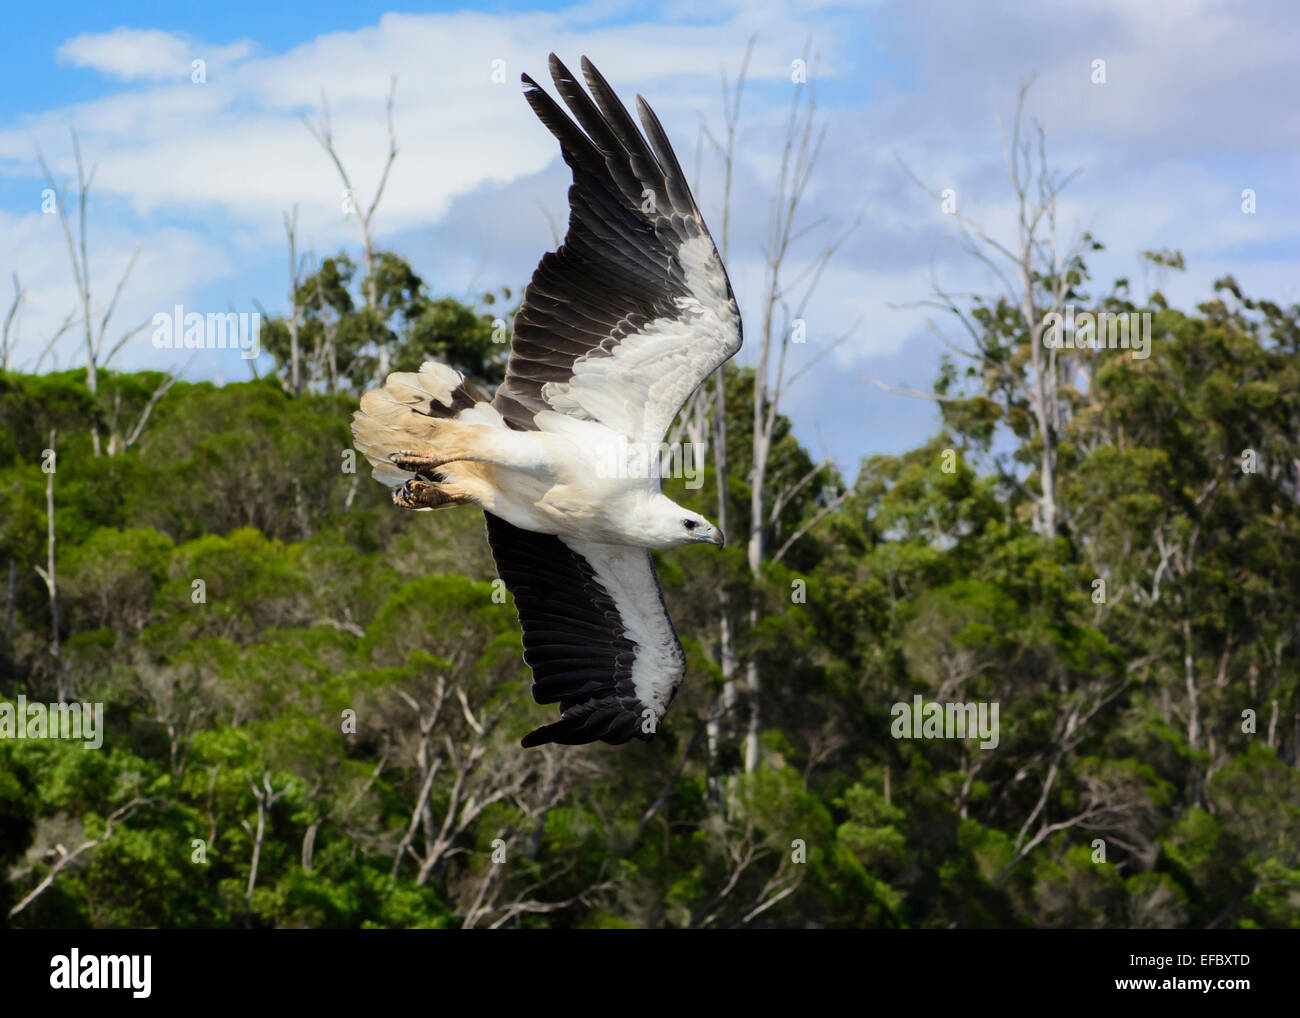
0 0 1296 480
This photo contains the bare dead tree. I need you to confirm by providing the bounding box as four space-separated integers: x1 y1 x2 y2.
1 272 22 370
8 797 153 919
37 131 154 456
32 430 63 703
382 656 539 891
206 763 223 852
1128 476 1225 804
889 77 1087 538
681 39 861 795
304 77 399 378
37 130 177 456
4 273 77 374
389 677 450 878
242 772 289 918
411 710 528 889
298 250 341 394
981 675 1140 883
283 206 304 396
461 856 616 930
696 35 754 806
718 41 858 773
455 748 608 928
688 805 805 928
993 748 1156 889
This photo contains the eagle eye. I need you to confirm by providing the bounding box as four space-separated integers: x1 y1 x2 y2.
683 519 698 530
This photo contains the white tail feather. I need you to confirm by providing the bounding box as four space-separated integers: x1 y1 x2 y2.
351 361 501 487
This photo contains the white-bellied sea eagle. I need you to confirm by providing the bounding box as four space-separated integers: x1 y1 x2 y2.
351 55 742 748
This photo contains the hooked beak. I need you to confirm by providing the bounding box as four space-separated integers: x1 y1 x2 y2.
710 526 725 547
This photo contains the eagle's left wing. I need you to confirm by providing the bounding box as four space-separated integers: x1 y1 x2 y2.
484 512 685 747
492 54 743 445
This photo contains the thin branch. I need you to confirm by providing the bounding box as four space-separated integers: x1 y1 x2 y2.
859 374 964 402
771 488 848 565
9 798 152 918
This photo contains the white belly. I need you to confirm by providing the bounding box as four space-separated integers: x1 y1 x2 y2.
487 468 658 544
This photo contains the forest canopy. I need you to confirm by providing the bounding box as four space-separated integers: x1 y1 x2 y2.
1 245 1297 929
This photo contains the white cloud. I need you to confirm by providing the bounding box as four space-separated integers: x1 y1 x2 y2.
56 28 254 82
12 12 821 241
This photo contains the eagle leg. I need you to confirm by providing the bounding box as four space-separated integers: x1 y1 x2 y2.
389 450 451 473
391 477 466 510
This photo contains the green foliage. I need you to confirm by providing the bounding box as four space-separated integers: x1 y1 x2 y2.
1 269 1296 930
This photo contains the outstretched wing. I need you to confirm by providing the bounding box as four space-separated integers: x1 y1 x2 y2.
484 513 685 748
491 54 742 444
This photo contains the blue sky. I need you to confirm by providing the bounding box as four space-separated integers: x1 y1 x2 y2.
1 0 1297 480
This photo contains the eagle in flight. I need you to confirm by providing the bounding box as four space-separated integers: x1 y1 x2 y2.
351 55 742 748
